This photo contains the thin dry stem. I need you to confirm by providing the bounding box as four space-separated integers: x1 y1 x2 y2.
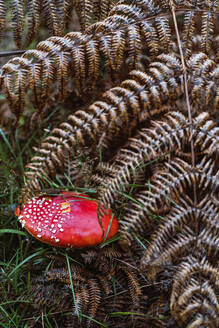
170 0 197 207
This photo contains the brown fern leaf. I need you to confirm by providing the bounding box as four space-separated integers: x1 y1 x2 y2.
155 16 172 52
43 0 66 36
86 279 102 323
0 0 5 42
24 0 41 47
201 1 217 54
183 10 197 59
28 245 148 327
0 2 146 115
96 111 189 207
1 57 29 120
58 148 94 187
170 257 219 328
141 167 218 277
188 53 219 116
183 33 219 64
138 149 219 327
2 0 217 118
75 0 118 31
74 0 97 31
20 56 181 204
182 0 218 59
0 0 75 48
11 0 25 49
93 0 118 23
122 267 142 306
141 206 219 327
114 112 218 248
2 1 219 326
85 38 101 88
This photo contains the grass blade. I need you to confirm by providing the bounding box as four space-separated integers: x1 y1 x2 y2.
8 249 46 278
0 229 26 236
79 313 108 327
110 311 167 321
65 252 79 316
0 128 15 156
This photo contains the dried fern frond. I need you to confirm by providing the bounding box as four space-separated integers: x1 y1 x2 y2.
20 56 181 203
57 148 95 187
96 110 186 206
1 1 219 326
11 1 25 49
0 0 5 41
170 257 219 328
0 0 119 48
188 53 219 115
1 2 157 116
138 145 219 327
28 245 148 327
200 1 217 54
141 180 218 280
75 0 118 31
97 111 218 209
0 0 75 48
182 0 218 58
1 0 218 118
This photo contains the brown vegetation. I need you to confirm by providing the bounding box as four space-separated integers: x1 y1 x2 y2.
0 1 218 327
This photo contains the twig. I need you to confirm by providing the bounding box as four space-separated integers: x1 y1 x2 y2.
41 311 45 328
0 50 26 58
170 1 197 207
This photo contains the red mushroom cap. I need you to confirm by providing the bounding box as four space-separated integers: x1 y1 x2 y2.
15 192 118 248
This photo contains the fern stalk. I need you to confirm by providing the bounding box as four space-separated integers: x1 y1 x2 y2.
170 0 197 208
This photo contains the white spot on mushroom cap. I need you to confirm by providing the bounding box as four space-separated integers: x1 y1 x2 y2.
19 194 75 244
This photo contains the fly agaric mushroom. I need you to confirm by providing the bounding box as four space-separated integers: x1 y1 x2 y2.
15 192 118 248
